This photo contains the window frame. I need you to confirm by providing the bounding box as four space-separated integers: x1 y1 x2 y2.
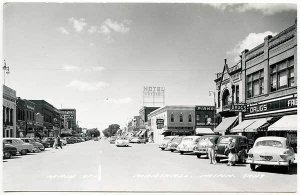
247 69 264 98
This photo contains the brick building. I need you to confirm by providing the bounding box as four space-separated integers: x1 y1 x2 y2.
16 98 36 138
3 85 17 138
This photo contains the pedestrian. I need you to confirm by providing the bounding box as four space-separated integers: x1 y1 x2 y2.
57 136 62 149
53 137 58 149
225 137 238 166
206 138 216 165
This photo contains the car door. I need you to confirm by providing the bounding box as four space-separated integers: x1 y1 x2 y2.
12 140 22 151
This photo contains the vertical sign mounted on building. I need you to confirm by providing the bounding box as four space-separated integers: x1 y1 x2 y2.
143 86 165 107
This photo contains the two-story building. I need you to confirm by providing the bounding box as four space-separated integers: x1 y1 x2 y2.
3 85 17 138
16 98 36 138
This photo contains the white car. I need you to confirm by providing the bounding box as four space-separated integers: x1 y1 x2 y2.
176 136 202 154
60 138 67 145
247 136 295 172
115 138 130 147
159 136 177 150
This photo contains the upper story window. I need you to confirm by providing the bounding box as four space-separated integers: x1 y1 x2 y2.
188 114 192 122
222 89 230 106
179 113 183 122
247 69 264 98
270 57 295 92
217 91 220 107
171 113 174 122
236 85 239 103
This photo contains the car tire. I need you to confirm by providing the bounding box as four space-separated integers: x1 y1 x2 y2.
215 157 220 163
4 152 11 159
197 154 201 159
180 151 184 155
285 161 291 173
161 148 165 151
170 149 174 152
21 150 27 155
250 164 256 171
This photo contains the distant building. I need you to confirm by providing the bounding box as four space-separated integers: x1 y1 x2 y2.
60 109 76 131
3 85 17 138
16 98 36 138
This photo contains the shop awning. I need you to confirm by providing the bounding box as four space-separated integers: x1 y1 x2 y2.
214 116 238 133
195 128 214 135
268 115 297 131
231 119 256 133
244 118 272 132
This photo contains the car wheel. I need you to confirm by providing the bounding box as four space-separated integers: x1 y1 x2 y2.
250 164 256 171
21 150 27 155
161 148 165 151
197 154 201 159
4 152 11 159
215 157 220 163
170 149 174 152
285 161 291 173
180 151 184 155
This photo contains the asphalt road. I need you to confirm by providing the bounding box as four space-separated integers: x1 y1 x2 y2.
2 139 297 193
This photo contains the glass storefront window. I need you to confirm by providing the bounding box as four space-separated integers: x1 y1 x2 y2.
278 70 288 89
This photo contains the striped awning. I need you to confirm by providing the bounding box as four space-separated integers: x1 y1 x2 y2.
195 128 214 135
268 115 297 131
214 116 238 133
231 119 256 133
244 118 272 132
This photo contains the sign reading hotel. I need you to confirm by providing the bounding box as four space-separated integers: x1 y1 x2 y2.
143 86 165 97
143 86 165 106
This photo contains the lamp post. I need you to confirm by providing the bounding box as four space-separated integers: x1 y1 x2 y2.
209 91 216 130
3 60 10 85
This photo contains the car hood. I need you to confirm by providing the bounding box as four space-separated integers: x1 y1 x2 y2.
249 146 286 155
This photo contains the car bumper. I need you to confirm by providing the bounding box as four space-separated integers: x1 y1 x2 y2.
178 148 194 152
216 154 228 158
246 159 290 166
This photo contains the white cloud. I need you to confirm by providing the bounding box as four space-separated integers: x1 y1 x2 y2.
102 19 130 34
62 64 80 71
67 80 108 91
88 26 98 34
89 43 95 47
104 97 132 104
69 17 87 32
92 66 105 71
57 27 70 35
208 3 296 15
100 25 111 35
228 31 277 62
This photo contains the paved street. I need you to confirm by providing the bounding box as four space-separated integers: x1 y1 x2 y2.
3 139 297 192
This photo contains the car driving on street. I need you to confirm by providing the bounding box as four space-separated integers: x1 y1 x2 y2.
115 137 130 147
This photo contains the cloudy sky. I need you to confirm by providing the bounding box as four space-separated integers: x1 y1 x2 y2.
3 3 297 130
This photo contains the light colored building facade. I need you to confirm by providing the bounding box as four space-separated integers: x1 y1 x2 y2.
3 85 17 138
148 105 195 144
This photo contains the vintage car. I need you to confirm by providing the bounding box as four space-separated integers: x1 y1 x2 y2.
21 138 45 152
130 137 146 144
3 138 34 155
42 137 55 147
193 135 220 158
168 136 184 152
215 135 248 163
109 136 117 144
60 138 67 145
66 137 76 144
176 136 202 154
159 136 177 150
115 137 130 147
3 143 17 159
247 136 295 172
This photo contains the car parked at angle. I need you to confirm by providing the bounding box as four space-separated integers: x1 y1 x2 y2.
21 138 45 152
3 142 17 159
42 137 55 147
176 136 202 154
34 138 50 148
3 138 34 155
215 135 248 163
108 136 117 144
193 135 220 158
115 137 130 147
167 136 184 152
130 137 147 144
159 136 177 150
246 136 295 172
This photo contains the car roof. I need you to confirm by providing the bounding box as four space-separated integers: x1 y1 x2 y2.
184 136 201 138
255 136 287 141
220 135 247 139
3 138 21 140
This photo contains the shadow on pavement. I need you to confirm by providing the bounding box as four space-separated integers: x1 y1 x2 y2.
253 164 297 175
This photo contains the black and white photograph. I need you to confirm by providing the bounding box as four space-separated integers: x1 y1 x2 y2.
1 0 298 194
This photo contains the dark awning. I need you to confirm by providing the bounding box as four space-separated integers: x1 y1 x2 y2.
214 116 238 133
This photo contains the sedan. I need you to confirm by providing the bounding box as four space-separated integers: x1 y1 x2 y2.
21 138 45 152
3 138 34 155
193 135 220 158
115 138 130 147
247 136 295 172
159 136 177 150
177 136 201 154
3 143 17 159
130 137 146 144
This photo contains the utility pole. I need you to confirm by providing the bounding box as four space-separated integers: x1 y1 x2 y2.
3 60 10 85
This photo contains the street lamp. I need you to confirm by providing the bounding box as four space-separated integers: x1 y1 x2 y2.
3 60 10 85
209 91 216 130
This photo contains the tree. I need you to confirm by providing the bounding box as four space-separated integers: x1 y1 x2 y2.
102 124 120 137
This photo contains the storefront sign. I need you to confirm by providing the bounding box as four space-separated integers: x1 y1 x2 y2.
195 106 215 111
26 105 35 110
156 119 164 125
247 96 297 114
230 104 247 112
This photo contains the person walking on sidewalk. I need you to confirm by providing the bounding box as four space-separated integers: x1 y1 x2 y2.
57 136 62 149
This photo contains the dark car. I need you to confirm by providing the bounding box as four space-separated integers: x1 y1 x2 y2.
215 135 248 163
34 138 50 148
42 137 55 147
193 135 220 158
3 143 17 159
66 137 76 144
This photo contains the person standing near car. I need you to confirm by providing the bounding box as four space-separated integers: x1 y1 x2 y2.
57 136 62 149
206 138 216 164
53 137 58 149
225 137 238 166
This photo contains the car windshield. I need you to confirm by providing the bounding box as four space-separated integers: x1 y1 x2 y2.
163 137 172 140
255 140 283 148
173 137 182 142
182 137 193 141
219 137 237 144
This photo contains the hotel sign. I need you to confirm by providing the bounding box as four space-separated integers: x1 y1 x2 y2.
143 86 165 97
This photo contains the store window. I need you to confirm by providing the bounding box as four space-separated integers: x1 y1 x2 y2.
270 57 294 92
196 114 200 122
247 69 264 98
171 113 174 122
188 114 192 122
179 113 183 122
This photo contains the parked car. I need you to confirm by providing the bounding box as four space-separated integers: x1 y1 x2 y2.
109 136 117 144
159 136 177 150
130 137 146 144
21 138 45 152
94 137 99 141
115 137 130 147
168 136 184 152
176 136 202 154
42 137 55 147
3 138 34 155
194 135 220 158
246 136 295 172
3 143 17 159
215 135 248 163
60 138 67 145
66 137 76 144
34 138 50 148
